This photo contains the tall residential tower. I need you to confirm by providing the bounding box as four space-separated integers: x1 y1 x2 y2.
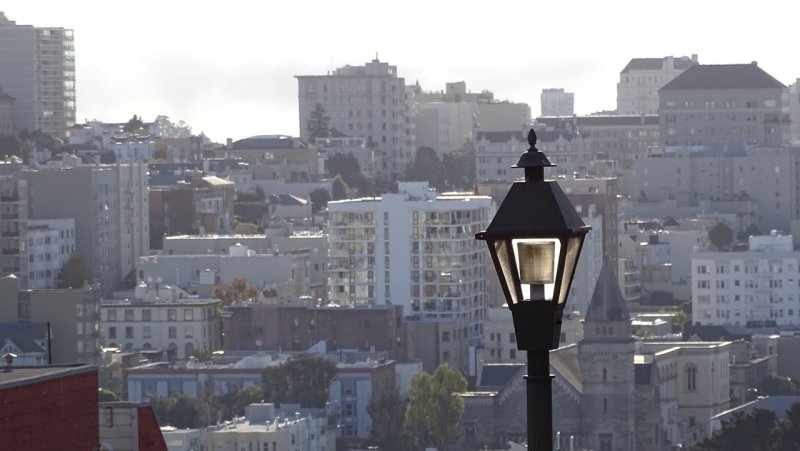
0 13 76 138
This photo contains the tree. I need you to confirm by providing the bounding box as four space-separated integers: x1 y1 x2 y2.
309 188 331 213
708 221 733 251
261 354 338 408
367 386 410 451
693 409 779 451
215 384 264 421
306 103 331 139
404 364 468 449
124 114 145 133
327 153 369 194
332 175 348 200
232 222 260 235
150 393 209 429
405 147 445 189
98 388 120 402
672 311 688 333
213 277 260 305
442 140 476 190
56 253 90 289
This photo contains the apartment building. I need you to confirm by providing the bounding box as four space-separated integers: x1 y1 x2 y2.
0 173 27 285
296 58 415 180
541 88 574 117
659 63 789 149
26 218 75 288
0 13 75 138
102 286 222 361
0 88 14 135
327 182 490 371
617 55 697 115
692 233 800 327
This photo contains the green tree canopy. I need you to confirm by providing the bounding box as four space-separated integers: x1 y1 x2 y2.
405 147 445 189
327 153 369 194
232 222 260 235
306 103 331 139
98 387 120 402
150 393 209 429
332 175 348 200
367 386 410 451
708 221 733 250
56 253 91 289
442 141 476 190
261 354 338 408
213 277 260 305
404 364 468 449
214 384 264 422
309 188 331 213
124 114 145 133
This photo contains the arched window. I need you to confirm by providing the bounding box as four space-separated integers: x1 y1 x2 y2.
685 363 697 391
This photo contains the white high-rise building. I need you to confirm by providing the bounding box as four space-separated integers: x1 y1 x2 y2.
26 218 75 289
296 58 415 180
692 232 800 327
540 88 574 117
0 13 76 138
328 182 491 370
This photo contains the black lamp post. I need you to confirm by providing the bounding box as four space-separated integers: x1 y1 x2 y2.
476 129 590 451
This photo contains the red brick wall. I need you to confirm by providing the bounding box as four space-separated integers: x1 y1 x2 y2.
137 405 168 451
0 370 99 450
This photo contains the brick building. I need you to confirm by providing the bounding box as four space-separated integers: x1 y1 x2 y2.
0 364 98 450
223 302 407 360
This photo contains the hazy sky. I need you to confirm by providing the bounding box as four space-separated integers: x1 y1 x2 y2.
4 1 799 142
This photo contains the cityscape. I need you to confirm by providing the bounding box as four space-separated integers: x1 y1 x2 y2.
2 5 800 451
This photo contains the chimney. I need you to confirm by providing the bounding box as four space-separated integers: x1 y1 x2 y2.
3 352 17 372
691 54 698 63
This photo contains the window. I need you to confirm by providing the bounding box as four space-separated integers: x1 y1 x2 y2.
142 309 151 321
143 326 151 339
184 309 193 321
125 327 134 339
108 327 116 339
168 309 177 321
108 310 117 321
685 364 698 391
509 333 516 344
124 309 134 321
168 326 177 338
441 331 450 342
184 326 194 338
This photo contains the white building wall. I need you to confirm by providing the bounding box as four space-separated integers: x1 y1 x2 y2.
26 218 75 288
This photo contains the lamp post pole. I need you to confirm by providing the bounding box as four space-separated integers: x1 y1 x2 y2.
476 129 589 451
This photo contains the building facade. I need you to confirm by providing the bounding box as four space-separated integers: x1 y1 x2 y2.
541 88 575 117
26 218 75 288
0 13 75 138
659 63 789 149
102 286 222 361
327 182 490 371
692 233 800 327
617 55 697 115
296 58 415 181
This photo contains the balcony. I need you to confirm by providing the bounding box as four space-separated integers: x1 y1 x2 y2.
1 231 18 237
1 249 19 255
0 213 18 220
0 194 19 202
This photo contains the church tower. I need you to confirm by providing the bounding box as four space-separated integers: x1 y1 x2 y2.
578 259 635 451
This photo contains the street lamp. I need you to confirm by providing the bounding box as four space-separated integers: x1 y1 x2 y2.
476 129 590 451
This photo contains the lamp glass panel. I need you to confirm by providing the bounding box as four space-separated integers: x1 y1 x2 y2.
512 238 560 301
493 239 520 304
556 235 584 306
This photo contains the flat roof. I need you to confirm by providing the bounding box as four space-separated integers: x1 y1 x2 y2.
0 364 96 389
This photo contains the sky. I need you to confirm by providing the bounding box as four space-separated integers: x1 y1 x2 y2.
4 1 800 142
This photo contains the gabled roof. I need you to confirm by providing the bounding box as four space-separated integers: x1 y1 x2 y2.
477 363 524 389
585 259 630 323
0 322 48 354
550 344 582 393
660 63 786 91
621 56 695 73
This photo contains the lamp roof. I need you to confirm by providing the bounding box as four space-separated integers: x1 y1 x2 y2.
481 180 588 238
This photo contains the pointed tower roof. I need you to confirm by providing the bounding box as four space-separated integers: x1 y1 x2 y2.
585 259 630 323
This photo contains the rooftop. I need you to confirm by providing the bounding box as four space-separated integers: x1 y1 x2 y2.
0 364 95 389
621 56 696 73
661 63 786 90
